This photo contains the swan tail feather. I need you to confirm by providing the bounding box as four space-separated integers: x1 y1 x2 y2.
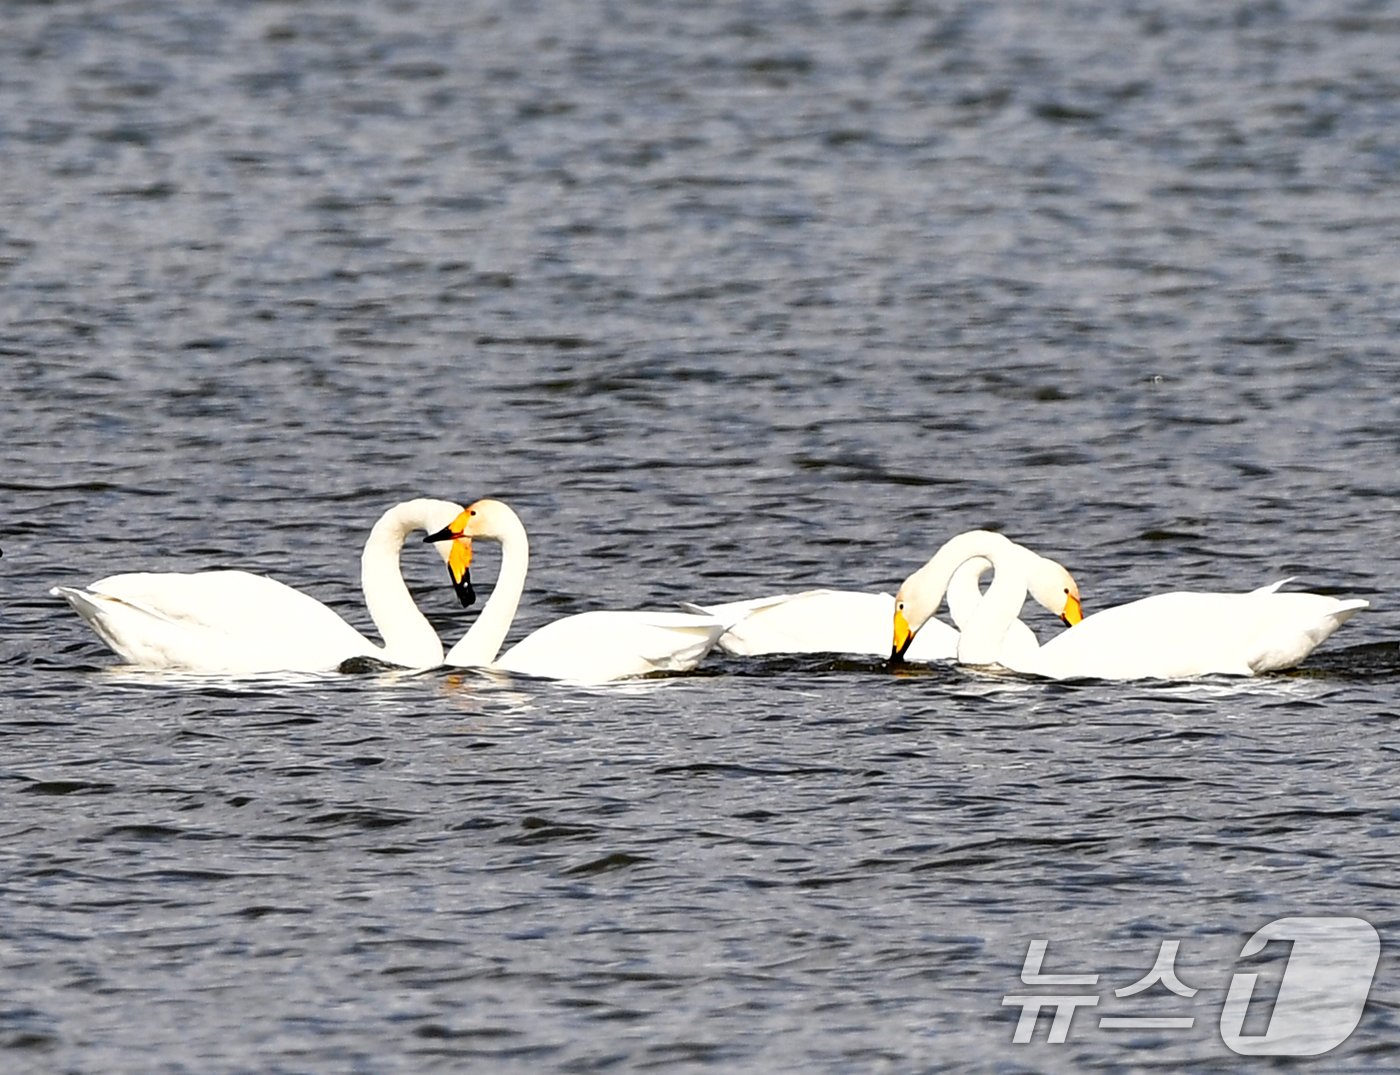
1328 598 1369 624
1246 596 1370 673
52 584 184 628
50 586 124 646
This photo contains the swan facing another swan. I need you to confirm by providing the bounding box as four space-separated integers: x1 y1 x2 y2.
424 499 726 684
48 497 1371 684
892 531 1367 680
694 544 1081 664
51 498 469 674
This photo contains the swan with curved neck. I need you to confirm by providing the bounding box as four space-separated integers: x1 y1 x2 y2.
426 499 726 683
694 549 1073 662
892 531 1082 666
52 498 469 674
892 532 1367 679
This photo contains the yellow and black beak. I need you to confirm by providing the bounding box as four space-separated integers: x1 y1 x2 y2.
890 608 913 664
1061 592 1083 626
424 523 476 608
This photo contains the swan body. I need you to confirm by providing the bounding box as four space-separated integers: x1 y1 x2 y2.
1025 587 1368 679
51 498 467 674
691 589 958 660
893 532 1367 680
691 553 1058 662
492 610 726 682
428 499 726 684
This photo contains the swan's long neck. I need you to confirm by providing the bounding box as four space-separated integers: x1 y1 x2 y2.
361 500 448 666
445 506 529 666
956 557 1031 666
945 556 993 632
906 532 1029 665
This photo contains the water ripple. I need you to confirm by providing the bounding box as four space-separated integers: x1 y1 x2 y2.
2 0 1399 1071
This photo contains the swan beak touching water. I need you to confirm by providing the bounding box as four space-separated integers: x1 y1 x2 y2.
889 588 1083 660
424 523 476 608
889 584 1083 661
888 534 1085 664
890 607 914 663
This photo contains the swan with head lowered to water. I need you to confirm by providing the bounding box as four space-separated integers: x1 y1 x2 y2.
891 530 1368 680
51 498 472 675
425 499 726 684
689 541 1082 664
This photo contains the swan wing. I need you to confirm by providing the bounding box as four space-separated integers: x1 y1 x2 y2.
493 610 725 683
1031 593 1249 679
1032 588 1368 680
680 593 804 632
697 590 887 656
694 589 959 660
51 570 374 673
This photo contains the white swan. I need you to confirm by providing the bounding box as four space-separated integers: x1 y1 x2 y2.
425 499 726 684
51 498 470 674
690 548 1076 663
892 531 1368 680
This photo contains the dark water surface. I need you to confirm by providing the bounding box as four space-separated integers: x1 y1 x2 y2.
3 1 1399 1071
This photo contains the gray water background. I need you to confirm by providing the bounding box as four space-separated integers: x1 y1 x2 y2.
2 1 1399 1071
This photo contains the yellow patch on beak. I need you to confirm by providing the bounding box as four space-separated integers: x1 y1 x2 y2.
448 537 473 585
892 608 913 659
1062 592 1083 626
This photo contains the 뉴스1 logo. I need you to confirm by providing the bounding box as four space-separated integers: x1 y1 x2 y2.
1003 916 1380 1056
1220 917 1380 1055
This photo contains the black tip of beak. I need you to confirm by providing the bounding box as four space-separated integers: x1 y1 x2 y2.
453 569 476 608
424 525 455 544
889 643 910 666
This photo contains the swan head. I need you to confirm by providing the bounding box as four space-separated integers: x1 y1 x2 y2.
424 499 527 608
423 506 481 609
890 553 957 662
1028 555 1083 627
891 574 936 663
889 539 1084 662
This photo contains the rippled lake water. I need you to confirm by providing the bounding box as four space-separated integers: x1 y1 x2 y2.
2 1 1399 1071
